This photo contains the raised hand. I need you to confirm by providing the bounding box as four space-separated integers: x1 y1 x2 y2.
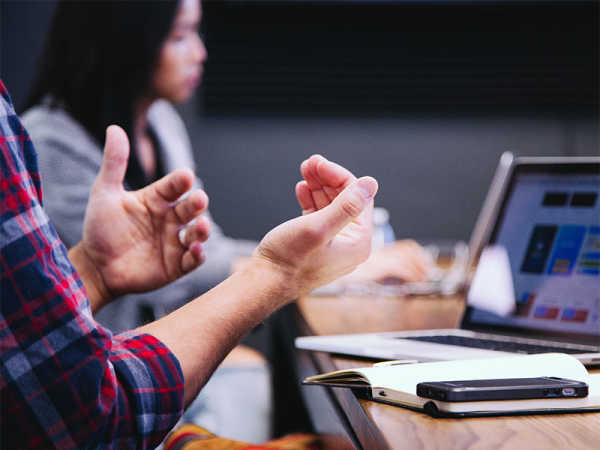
254 155 378 299
298 156 428 284
139 155 377 403
71 125 210 310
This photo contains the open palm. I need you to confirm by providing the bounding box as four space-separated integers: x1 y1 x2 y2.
81 126 210 299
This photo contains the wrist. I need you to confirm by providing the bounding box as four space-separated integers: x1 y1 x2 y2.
68 243 112 313
239 255 300 309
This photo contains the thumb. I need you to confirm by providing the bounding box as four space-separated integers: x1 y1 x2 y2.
313 176 378 241
96 125 130 189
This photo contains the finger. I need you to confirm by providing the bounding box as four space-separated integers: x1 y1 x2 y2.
322 185 341 202
402 245 430 278
315 157 356 190
295 181 316 214
395 264 426 283
96 125 130 189
311 188 331 211
410 254 429 278
300 158 330 209
306 155 356 206
181 242 205 273
174 189 209 224
144 169 194 204
180 216 211 246
312 176 378 243
390 240 428 269
300 154 327 190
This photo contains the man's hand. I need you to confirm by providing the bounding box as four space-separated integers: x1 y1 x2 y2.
69 125 210 311
140 155 377 404
253 154 378 301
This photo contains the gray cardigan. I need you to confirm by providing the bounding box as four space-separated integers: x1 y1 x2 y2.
23 100 256 331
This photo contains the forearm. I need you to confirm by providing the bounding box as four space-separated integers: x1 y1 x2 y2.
138 258 292 406
68 243 111 313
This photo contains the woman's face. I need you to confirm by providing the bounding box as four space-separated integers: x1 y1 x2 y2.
151 0 207 103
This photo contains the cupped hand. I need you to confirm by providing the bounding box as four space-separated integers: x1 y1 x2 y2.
298 156 428 284
253 155 378 300
79 125 210 304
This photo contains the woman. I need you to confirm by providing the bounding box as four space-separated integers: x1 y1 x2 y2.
23 1 267 329
22 0 270 443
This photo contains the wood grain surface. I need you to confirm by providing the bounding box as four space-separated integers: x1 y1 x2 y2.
297 294 464 336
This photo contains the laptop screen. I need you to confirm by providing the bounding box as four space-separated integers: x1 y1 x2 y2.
464 160 600 344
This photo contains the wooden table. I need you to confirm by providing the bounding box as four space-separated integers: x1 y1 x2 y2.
294 294 600 450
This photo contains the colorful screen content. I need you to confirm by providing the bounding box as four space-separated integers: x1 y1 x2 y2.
470 171 600 338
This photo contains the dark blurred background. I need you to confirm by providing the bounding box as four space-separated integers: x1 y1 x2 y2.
1 0 598 244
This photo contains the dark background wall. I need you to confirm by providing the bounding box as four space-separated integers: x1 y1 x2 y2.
2 0 598 243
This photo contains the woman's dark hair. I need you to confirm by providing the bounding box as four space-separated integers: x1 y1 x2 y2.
23 0 180 188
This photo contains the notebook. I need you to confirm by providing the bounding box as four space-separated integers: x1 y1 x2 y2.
302 353 600 417
296 156 600 366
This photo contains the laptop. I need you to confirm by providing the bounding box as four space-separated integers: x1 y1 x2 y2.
296 156 600 366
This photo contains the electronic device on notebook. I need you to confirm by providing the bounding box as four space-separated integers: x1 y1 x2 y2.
296 156 600 366
416 377 589 402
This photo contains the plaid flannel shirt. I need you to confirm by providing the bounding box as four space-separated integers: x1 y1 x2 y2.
0 80 184 449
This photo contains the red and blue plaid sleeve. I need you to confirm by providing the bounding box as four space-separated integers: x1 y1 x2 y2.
0 79 184 449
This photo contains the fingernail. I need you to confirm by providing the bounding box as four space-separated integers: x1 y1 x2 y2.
178 227 187 246
356 177 377 199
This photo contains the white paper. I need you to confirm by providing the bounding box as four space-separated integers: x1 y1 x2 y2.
467 245 515 316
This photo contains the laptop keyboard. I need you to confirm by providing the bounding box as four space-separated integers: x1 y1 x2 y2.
402 335 591 354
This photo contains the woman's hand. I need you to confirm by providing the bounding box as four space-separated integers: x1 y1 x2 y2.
345 239 430 284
